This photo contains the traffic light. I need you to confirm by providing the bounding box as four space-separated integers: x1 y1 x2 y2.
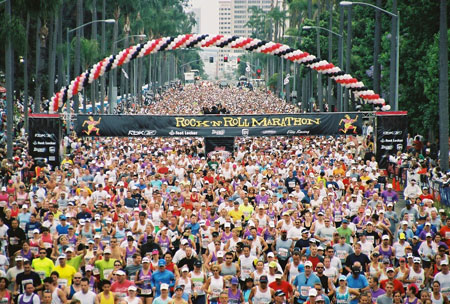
209 57 214 63
256 69 262 79
237 58 240 64
224 56 228 63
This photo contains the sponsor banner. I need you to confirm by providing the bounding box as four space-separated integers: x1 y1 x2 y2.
28 115 62 169
376 112 408 169
76 113 362 137
205 137 235 159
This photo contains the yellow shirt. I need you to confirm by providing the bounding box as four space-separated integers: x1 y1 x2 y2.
239 205 254 221
32 257 55 280
229 209 244 222
52 264 76 287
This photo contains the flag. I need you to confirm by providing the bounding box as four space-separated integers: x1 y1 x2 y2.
122 68 129 79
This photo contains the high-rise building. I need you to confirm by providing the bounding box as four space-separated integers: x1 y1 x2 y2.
218 0 275 78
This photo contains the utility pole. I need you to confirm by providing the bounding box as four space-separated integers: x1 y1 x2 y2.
439 0 449 171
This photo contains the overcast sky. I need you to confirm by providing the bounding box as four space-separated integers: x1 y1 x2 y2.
188 0 219 35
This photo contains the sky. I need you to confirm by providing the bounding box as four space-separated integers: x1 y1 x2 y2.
188 0 219 35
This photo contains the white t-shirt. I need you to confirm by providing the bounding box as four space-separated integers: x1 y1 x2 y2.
73 290 97 304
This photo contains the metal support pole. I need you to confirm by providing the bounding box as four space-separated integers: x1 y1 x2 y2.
5 0 13 159
344 6 352 112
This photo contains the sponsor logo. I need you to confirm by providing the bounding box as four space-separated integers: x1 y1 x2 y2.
242 129 249 137
287 130 296 135
168 130 198 136
261 130 276 135
49 147 56 154
211 129 226 136
127 130 157 136
296 130 310 135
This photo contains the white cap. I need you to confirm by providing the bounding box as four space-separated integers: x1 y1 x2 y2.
309 289 318 297
116 270 126 276
142 257 150 263
181 239 189 245
65 247 74 253
382 235 390 240
33 229 40 234
224 222 231 228
413 257 421 264
401 220 408 225
104 248 112 254
160 283 169 290
217 251 224 258
58 254 67 259
365 210 372 216
387 184 393 188
22 204 28 209
267 252 274 258
128 285 137 291
304 261 313 267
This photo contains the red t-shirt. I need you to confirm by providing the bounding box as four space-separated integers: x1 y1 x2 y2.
440 226 450 246
308 256 321 271
111 280 134 299
269 280 293 301
380 279 405 294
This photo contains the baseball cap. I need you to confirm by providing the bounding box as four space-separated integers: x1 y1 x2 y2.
142 257 150 263
58 254 67 259
386 267 395 272
152 249 159 255
426 232 432 238
160 283 169 290
104 248 112 254
387 184 393 188
407 253 414 259
399 233 406 240
65 247 74 253
269 261 277 268
199 220 206 226
304 261 313 267
339 275 347 281
128 285 137 291
181 239 189 245
441 260 449 266
217 251 224 258
275 290 286 297
158 259 166 266
401 221 408 226
309 289 318 297
194 260 202 267
33 229 40 234
259 275 268 283
275 273 283 280
181 266 189 272
15 256 24 262
382 235 390 240
231 277 239 285
267 252 275 258
85 265 94 271
316 295 325 302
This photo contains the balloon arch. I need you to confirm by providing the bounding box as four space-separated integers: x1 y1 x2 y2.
49 34 389 113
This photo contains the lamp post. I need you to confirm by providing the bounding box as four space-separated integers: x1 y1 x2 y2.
303 26 343 111
66 19 115 107
340 1 399 111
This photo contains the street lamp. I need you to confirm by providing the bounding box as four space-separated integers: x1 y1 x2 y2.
340 1 399 111
113 34 146 47
302 26 344 111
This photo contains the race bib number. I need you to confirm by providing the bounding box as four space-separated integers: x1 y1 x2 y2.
57 278 68 289
337 250 347 260
9 237 18 245
37 271 46 281
288 181 295 188
0 298 8 304
103 268 113 278
139 287 151 295
300 286 310 297
279 248 289 258
30 247 39 256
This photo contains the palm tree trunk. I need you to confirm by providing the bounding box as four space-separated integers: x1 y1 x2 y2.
108 8 119 114
91 0 97 114
100 0 106 113
327 0 333 111
316 12 323 112
34 17 42 113
24 12 30 133
439 0 449 171
57 4 64 90
48 12 58 102
389 0 397 109
344 6 352 112
5 0 13 158
373 0 381 95
74 0 83 113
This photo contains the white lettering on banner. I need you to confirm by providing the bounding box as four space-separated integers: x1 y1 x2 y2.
211 129 226 135
128 130 157 136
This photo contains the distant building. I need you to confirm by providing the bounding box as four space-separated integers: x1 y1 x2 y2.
191 8 201 34
218 0 275 78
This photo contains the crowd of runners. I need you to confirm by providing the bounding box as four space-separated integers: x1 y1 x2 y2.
0 82 449 304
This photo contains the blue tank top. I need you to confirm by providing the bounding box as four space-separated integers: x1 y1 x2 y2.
228 288 241 304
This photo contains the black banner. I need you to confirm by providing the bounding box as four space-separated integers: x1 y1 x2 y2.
76 113 362 137
205 137 235 158
376 112 408 169
28 114 62 169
